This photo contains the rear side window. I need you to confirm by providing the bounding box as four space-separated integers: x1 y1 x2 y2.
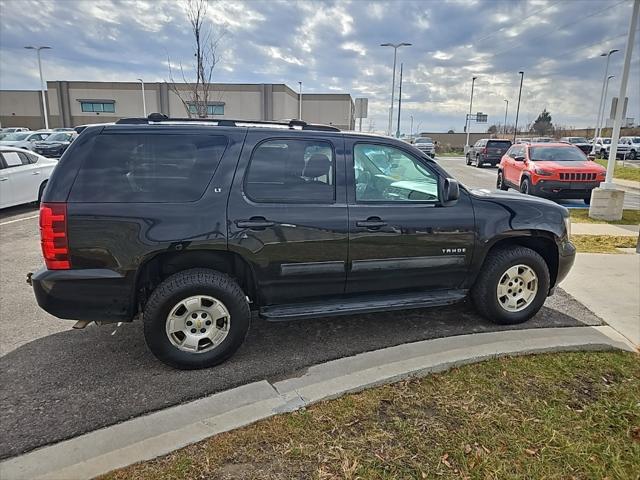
69 133 227 203
244 139 335 203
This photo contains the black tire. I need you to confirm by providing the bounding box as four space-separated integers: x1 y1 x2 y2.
584 196 591 205
628 150 637 160
466 154 471 166
471 246 550 325
143 268 250 369
475 155 483 168
497 170 508 191
36 180 48 204
520 178 530 195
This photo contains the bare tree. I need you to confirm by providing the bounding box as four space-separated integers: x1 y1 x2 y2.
166 0 224 118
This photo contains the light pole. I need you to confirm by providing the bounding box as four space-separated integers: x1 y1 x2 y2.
381 42 411 136
513 71 524 143
24 46 51 129
396 63 403 138
410 115 414 140
599 75 615 137
503 99 509 135
298 81 302 120
592 49 619 151
137 78 147 117
464 76 477 152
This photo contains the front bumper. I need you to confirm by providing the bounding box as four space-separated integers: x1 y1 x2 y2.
30 267 136 322
416 146 435 156
531 180 600 199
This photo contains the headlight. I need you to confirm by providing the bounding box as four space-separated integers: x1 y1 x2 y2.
534 168 553 176
564 216 571 240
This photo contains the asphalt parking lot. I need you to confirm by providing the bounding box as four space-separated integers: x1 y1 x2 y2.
0 156 628 460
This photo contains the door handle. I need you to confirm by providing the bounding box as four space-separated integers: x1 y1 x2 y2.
0 178 7 181
357 217 387 229
32 171 41 175
235 217 275 229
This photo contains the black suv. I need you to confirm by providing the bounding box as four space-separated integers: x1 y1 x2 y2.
466 138 513 167
30 115 575 369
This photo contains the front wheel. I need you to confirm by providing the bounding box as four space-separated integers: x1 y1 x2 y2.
520 178 531 195
628 150 637 160
584 196 591 205
497 171 508 191
143 268 250 369
471 246 550 325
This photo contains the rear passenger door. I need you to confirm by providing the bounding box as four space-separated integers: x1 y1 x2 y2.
227 131 348 305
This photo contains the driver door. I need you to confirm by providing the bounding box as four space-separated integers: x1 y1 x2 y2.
346 140 475 294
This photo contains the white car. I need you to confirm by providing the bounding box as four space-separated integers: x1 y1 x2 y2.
413 136 436 156
0 147 57 208
620 136 639 160
1 127 30 133
0 131 52 151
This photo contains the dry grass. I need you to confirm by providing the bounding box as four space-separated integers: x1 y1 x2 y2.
595 159 640 182
570 209 640 225
102 351 640 480
572 234 637 253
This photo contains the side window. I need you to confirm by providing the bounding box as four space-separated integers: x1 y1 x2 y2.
354 143 440 203
244 139 335 203
69 133 228 203
2 152 23 167
16 152 33 165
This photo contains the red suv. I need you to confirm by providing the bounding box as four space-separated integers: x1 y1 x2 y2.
497 142 606 204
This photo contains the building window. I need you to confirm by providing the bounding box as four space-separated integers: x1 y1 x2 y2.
80 101 115 113
187 103 224 116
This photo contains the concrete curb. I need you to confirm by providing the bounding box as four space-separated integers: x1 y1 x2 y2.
0 326 635 480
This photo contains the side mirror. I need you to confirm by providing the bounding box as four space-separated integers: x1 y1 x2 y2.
514 155 525 162
443 178 460 203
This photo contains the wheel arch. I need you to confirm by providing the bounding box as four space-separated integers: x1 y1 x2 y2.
134 249 259 313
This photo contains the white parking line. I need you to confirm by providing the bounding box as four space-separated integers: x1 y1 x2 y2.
0 214 39 226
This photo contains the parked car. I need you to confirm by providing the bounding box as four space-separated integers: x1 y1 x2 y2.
413 136 435 156
33 131 78 158
53 128 75 132
466 138 512 167
0 131 52 151
530 137 554 143
0 147 57 209
559 137 591 155
1 127 30 133
497 142 606 204
30 115 575 369
515 137 532 144
619 136 640 160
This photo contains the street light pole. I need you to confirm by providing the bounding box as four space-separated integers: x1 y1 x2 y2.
24 46 51 129
592 49 619 151
381 42 411 136
298 81 302 120
599 75 615 137
464 76 477 152
513 71 524 143
410 115 414 140
503 99 509 135
137 78 147 117
396 63 403 138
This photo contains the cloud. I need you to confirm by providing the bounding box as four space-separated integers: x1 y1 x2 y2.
0 0 637 134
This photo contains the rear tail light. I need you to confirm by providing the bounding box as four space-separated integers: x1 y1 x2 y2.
482 147 487 154
39 203 70 270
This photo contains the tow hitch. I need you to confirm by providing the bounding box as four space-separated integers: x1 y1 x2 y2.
26 272 33 286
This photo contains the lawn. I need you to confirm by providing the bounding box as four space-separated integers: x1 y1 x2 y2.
572 234 637 253
595 159 640 182
570 208 640 225
102 351 640 480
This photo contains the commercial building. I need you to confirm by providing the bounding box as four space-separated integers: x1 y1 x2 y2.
0 81 356 130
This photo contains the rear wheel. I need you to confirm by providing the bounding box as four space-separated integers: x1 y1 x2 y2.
471 246 550 325
466 154 471 166
475 155 483 168
520 178 531 195
143 268 250 369
497 171 508 190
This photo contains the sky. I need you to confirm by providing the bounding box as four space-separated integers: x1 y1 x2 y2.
0 0 638 134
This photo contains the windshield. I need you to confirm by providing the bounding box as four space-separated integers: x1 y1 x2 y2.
46 133 73 142
3 133 29 141
530 146 587 162
415 137 433 143
487 140 512 148
602 139 611 144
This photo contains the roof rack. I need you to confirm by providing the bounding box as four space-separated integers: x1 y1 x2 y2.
115 113 341 132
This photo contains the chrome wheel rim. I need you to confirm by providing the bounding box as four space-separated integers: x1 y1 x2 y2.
165 295 230 353
496 264 538 312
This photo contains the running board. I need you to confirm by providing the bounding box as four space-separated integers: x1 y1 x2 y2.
260 289 468 322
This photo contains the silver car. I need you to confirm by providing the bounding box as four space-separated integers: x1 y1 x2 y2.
0 131 52 151
413 136 436 156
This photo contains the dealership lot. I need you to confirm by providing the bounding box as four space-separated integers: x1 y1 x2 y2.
0 153 621 460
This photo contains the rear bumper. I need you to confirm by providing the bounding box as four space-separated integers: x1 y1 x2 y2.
31 268 136 322
531 180 600 199
555 239 576 288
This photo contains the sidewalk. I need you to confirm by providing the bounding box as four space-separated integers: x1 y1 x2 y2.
571 223 639 236
562 253 640 347
614 178 640 192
